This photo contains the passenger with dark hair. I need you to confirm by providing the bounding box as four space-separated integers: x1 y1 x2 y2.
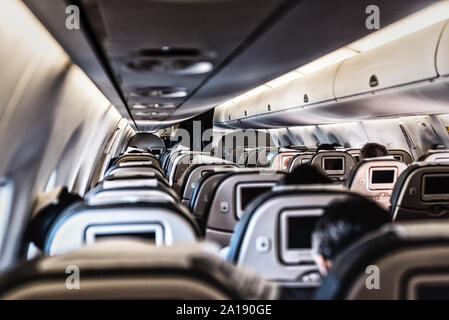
316 143 336 152
280 164 332 185
311 196 391 276
360 142 388 159
25 187 82 253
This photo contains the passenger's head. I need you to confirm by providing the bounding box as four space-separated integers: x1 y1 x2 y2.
281 164 332 186
361 143 388 159
316 144 336 152
311 196 391 275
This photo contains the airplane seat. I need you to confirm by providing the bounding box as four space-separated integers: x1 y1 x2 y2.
160 149 172 169
87 177 178 204
287 152 315 172
113 153 160 168
0 241 279 299
200 170 286 247
123 146 148 154
345 149 362 163
104 163 166 181
346 157 407 209
172 154 234 194
190 171 232 228
271 151 300 171
168 151 211 186
226 185 361 295
310 151 356 183
180 163 238 206
315 222 449 300
42 198 200 256
390 162 449 221
388 149 413 165
418 150 449 163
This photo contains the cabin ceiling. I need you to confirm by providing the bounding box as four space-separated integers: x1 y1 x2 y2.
24 0 440 131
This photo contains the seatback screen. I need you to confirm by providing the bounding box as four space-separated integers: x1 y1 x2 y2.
323 158 343 171
95 232 156 243
424 176 449 195
287 216 319 249
240 186 272 211
371 170 395 184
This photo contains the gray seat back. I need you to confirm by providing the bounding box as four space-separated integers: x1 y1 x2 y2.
390 162 449 221
204 170 285 247
418 150 449 162
227 185 355 284
388 149 413 164
43 200 200 256
271 151 301 171
346 149 361 163
0 242 278 300
310 151 356 182
347 158 407 209
316 222 449 300
287 152 315 172
181 163 238 206
172 154 234 194
114 154 160 168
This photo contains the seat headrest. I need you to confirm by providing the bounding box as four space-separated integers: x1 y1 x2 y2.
390 162 449 221
315 222 449 300
310 151 356 181
0 241 278 300
43 200 200 255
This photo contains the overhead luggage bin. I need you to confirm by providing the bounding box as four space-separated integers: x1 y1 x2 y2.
281 62 341 108
334 20 447 99
255 83 289 115
436 21 449 77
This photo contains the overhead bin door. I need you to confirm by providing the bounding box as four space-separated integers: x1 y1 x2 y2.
239 94 259 119
255 85 286 115
436 21 449 76
284 62 341 108
334 20 447 99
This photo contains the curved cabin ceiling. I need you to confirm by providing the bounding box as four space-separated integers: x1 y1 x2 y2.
24 0 441 131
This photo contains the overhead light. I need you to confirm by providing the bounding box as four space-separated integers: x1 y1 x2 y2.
266 71 303 88
297 47 358 74
347 1 449 52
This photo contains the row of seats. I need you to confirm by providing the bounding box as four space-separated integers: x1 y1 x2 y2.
7 144 449 299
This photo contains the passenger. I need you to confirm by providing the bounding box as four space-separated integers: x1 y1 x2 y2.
360 142 388 159
25 187 81 252
316 143 336 152
311 197 391 276
280 164 332 185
